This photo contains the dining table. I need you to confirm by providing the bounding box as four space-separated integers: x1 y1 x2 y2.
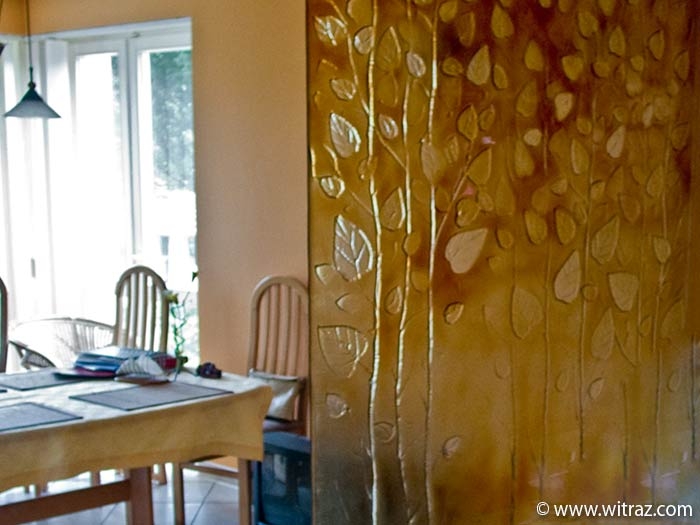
0 368 272 524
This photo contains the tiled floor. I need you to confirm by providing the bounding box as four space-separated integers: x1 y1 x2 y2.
0 465 241 525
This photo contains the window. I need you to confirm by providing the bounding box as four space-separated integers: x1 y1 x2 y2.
0 19 198 360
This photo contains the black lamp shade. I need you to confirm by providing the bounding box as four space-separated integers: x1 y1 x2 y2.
4 81 60 119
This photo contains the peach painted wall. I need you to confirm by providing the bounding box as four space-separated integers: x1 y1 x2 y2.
2 0 308 373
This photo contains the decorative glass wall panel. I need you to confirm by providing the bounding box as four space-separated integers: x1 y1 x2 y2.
307 0 699 522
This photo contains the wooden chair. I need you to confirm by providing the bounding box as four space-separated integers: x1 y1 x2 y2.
114 265 171 484
113 265 170 352
172 275 309 525
0 276 8 373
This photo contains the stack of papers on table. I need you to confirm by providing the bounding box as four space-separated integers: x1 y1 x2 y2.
73 346 177 377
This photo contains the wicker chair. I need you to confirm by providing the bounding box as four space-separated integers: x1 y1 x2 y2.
9 317 114 369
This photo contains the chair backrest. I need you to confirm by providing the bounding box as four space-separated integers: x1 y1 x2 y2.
10 317 114 368
113 265 170 352
248 276 309 424
0 277 8 373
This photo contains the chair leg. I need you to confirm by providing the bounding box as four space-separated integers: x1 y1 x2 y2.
172 462 185 525
90 471 101 486
238 458 251 525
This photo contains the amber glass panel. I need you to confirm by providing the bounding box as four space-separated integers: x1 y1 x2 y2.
308 0 699 522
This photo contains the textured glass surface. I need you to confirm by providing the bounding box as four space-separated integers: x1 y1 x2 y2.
307 0 699 523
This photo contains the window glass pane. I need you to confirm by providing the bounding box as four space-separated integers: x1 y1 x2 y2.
138 47 197 360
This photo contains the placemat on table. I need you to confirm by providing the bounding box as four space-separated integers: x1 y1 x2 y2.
0 402 81 432
0 369 83 391
70 381 232 411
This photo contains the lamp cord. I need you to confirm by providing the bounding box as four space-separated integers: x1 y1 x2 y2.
23 0 35 86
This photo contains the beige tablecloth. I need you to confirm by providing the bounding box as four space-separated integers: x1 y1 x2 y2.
0 372 272 491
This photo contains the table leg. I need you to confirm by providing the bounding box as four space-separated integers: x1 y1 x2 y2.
238 458 251 525
126 467 153 525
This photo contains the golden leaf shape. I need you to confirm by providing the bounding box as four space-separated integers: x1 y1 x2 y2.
456 12 476 47
439 0 459 22
516 80 538 117
648 29 665 61
456 199 479 227
674 50 690 81
326 393 349 418
554 250 581 304
496 227 514 249
403 232 421 256
554 92 575 121
379 188 406 231
608 272 638 312
593 60 611 78
591 309 615 360
334 215 374 281
330 78 356 100
457 105 479 141
514 140 534 178
531 186 550 215
466 148 492 185
661 300 684 339
444 302 465 325
467 45 491 86
577 10 599 38
609 26 626 56
314 263 336 285
667 369 682 393
477 192 494 212
495 177 516 216
376 27 401 71
562 54 585 81
442 56 464 76
591 216 619 264
598 0 616 16
378 114 399 140
630 55 645 72
570 138 590 175
523 128 542 147
588 377 605 400
511 286 543 339
336 293 369 314
491 5 514 38
653 236 671 264
591 180 606 201
479 105 496 131
314 16 346 46
353 26 374 55
319 176 345 198
646 165 664 198
550 178 568 195
619 194 640 223
319 326 369 378
606 125 626 159
406 51 427 78
385 286 403 315
525 40 544 71
671 123 689 151
582 284 598 302
445 135 460 165
524 210 548 245
330 113 361 158
626 71 643 97
555 207 577 244
411 270 429 292
556 369 570 392
421 142 445 185
442 436 462 459
445 228 488 274
375 422 396 443
493 64 509 90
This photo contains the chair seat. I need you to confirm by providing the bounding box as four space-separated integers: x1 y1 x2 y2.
263 417 305 433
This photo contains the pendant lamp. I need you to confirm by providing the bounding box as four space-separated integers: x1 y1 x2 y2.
4 0 59 119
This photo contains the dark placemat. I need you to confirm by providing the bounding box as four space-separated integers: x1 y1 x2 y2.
0 402 81 432
70 382 232 411
0 369 83 391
